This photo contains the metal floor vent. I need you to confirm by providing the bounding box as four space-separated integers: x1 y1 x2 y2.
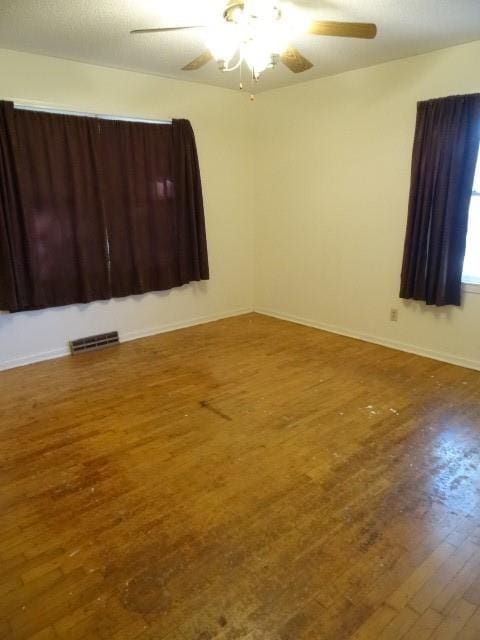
70 331 119 355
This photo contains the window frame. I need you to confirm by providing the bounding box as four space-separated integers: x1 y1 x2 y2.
462 282 480 294
461 151 480 293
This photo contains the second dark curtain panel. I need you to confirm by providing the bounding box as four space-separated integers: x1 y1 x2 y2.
0 102 209 312
101 118 208 299
400 94 480 306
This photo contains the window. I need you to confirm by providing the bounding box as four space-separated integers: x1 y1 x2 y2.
399 93 480 306
0 102 209 312
462 149 480 286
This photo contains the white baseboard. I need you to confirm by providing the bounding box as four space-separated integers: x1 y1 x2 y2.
0 307 253 372
0 346 71 371
255 307 480 372
3 305 478 373
119 308 253 344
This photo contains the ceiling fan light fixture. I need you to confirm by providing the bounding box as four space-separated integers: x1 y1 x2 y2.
131 0 378 85
204 22 239 65
242 39 276 79
258 20 290 56
224 1 245 22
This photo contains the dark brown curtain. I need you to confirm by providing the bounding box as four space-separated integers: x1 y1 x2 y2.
400 94 480 306
0 102 29 311
171 119 209 284
13 108 111 310
0 104 209 312
98 118 208 298
0 102 110 311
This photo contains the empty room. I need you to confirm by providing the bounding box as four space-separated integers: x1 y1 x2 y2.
1 1 480 638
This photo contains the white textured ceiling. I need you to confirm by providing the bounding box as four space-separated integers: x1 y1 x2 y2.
0 0 479 93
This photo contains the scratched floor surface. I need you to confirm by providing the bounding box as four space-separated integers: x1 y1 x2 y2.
1 313 480 639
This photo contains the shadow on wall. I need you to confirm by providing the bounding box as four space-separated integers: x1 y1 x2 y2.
401 299 455 320
0 279 210 340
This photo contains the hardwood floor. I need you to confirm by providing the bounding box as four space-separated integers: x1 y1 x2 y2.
1 312 480 640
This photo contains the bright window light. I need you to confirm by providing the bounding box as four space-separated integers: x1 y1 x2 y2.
462 149 480 285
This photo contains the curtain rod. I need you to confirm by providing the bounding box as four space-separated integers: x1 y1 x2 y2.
13 101 172 125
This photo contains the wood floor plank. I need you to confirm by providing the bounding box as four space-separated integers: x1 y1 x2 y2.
350 604 397 639
1 313 480 639
409 541 479 614
386 542 457 611
430 598 476 639
402 608 444 640
377 606 418 639
431 551 480 614
459 607 480 640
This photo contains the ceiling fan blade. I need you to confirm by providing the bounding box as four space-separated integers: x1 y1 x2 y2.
131 25 205 34
308 21 377 39
182 51 214 71
280 47 313 73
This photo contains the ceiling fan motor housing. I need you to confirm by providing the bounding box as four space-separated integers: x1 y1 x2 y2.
224 1 282 22
224 1 245 21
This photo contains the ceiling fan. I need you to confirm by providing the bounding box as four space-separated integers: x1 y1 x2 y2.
131 0 377 83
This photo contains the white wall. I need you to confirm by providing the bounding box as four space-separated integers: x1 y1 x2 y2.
254 40 480 371
2 41 480 372
0 49 255 369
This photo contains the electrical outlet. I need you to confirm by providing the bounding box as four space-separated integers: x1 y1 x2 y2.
390 308 398 322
